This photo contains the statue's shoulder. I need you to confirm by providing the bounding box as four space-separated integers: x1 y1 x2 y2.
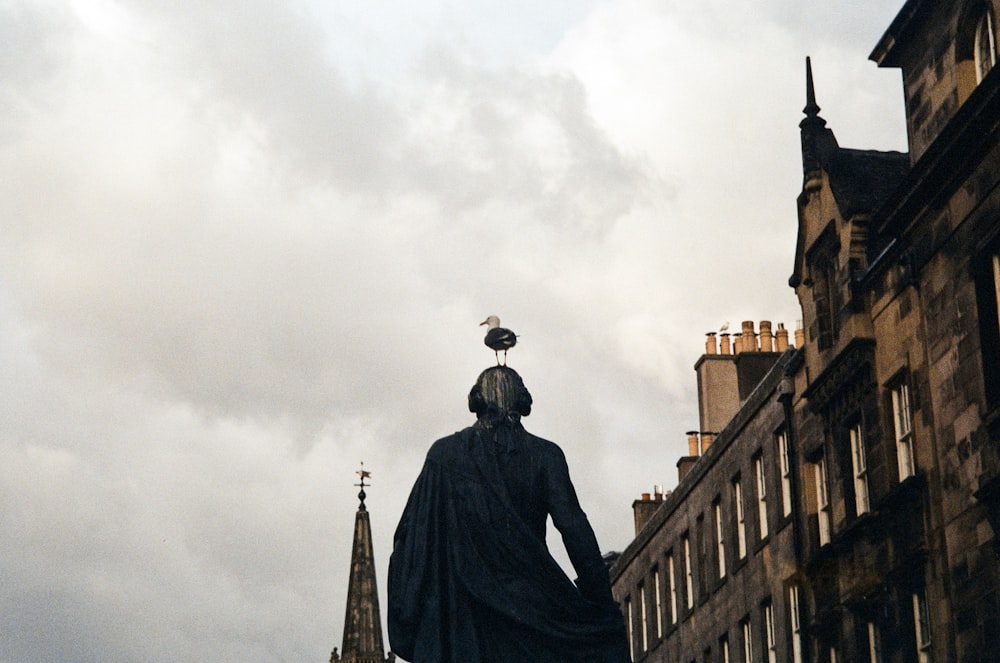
524 431 566 461
426 428 475 462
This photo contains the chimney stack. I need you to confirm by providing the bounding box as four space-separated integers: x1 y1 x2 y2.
632 486 667 535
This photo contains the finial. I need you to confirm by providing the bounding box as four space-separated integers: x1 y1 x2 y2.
801 57 827 129
355 462 371 509
804 57 819 115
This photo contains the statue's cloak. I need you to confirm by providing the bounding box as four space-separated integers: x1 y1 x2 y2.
387 425 630 663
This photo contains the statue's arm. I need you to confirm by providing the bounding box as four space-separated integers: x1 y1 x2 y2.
545 447 615 604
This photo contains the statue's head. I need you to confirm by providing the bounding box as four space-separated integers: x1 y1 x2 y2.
468 366 532 420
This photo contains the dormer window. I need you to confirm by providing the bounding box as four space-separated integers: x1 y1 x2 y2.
975 6 997 83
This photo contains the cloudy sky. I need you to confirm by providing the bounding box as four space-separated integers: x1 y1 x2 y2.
2 1 910 661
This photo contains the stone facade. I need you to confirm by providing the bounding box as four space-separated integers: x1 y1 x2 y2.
611 2 1000 662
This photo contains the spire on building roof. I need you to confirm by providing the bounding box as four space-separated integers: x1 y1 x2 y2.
799 56 838 177
800 56 827 130
335 463 391 663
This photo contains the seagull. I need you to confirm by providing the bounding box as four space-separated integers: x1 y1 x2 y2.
719 321 730 333
480 315 517 365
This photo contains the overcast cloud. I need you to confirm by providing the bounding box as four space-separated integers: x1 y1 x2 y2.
2 1 907 661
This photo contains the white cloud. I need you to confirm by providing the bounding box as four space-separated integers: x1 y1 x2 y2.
0 0 910 660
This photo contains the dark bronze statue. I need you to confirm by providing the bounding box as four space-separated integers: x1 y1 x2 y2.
388 366 630 662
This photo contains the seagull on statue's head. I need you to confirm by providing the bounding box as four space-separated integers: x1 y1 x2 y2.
480 315 517 365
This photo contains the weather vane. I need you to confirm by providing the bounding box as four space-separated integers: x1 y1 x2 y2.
355 462 372 508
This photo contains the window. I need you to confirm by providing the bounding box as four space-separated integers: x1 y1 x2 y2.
850 422 870 515
815 457 832 546
976 6 997 83
734 479 748 558
683 534 694 610
755 456 769 539
808 232 841 350
866 621 882 663
638 581 648 652
667 553 678 624
720 634 731 663
892 381 915 480
763 602 777 663
653 564 663 638
714 501 727 579
912 591 931 663
742 618 754 663
777 431 793 518
624 595 634 657
976 248 1000 406
789 585 803 663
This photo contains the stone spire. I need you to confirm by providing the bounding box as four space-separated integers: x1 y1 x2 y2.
331 464 391 663
799 56 838 177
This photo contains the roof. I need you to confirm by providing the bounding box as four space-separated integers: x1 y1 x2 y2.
826 147 910 220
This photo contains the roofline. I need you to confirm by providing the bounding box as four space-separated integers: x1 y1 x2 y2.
870 0 929 67
609 349 800 582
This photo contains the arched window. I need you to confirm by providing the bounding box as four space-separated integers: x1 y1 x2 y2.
958 2 999 101
975 6 997 82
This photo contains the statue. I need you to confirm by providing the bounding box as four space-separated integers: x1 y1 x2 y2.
388 366 630 662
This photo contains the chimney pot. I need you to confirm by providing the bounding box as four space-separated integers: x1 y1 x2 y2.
705 332 718 355
686 431 700 456
776 322 789 351
741 320 756 352
759 320 774 352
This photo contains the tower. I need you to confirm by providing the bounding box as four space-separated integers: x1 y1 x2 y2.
330 465 391 663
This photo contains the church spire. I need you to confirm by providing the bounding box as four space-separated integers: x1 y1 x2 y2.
331 464 391 663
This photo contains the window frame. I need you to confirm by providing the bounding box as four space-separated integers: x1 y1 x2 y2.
975 246 1000 407
912 591 931 663
754 455 769 540
653 564 663 639
849 421 871 516
777 430 793 518
624 594 634 658
866 621 882 663
976 5 998 83
763 601 777 663
742 617 754 663
734 478 748 559
683 533 695 611
666 551 678 625
714 500 727 579
789 585 804 663
891 380 916 481
638 580 648 652
815 457 832 546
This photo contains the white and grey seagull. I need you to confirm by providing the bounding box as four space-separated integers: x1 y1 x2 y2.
480 315 517 365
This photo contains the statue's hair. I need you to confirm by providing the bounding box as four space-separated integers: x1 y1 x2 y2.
468 366 532 417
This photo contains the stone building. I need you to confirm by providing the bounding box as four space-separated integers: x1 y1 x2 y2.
611 1 1000 661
